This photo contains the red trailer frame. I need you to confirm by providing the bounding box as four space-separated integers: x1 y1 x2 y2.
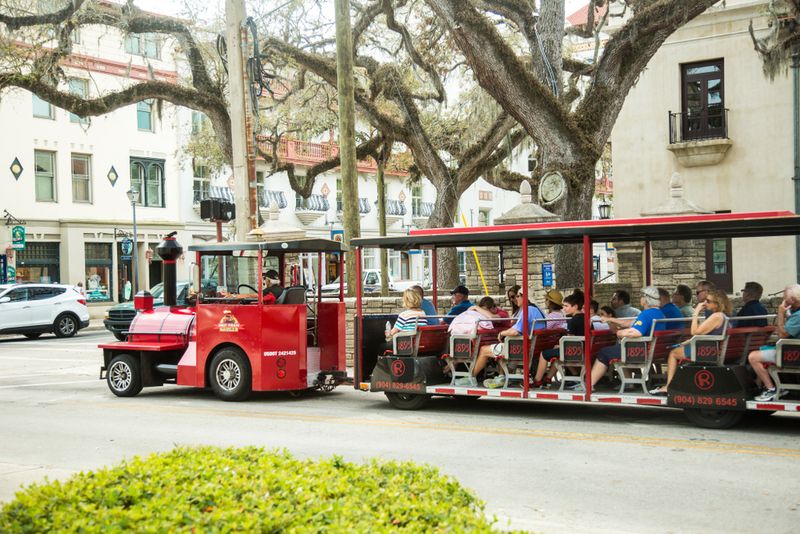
100 238 347 401
351 211 800 428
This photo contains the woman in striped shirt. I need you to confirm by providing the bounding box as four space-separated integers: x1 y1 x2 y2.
387 288 428 337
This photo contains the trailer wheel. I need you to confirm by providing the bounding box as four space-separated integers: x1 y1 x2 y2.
684 408 744 429
385 392 431 410
210 348 252 402
107 354 143 397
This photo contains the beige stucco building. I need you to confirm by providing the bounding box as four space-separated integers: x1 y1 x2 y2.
610 0 796 294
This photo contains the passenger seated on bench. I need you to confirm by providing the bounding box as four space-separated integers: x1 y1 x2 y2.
658 287 685 329
736 281 768 328
533 292 585 388
748 284 800 402
507 285 521 319
443 285 472 324
606 290 640 332
592 303 613 330
649 289 730 396
572 286 665 391
448 296 498 335
412 285 438 318
544 289 567 329
673 284 694 317
386 288 429 338
454 290 546 387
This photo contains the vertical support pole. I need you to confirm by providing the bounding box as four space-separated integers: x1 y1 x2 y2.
131 202 138 295
521 238 529 398
355 246 364 385
339 252 345 302
792 49 800 282
317 252 322 305
583 235 593 400
644 240 652 286
257 250 263 304
431 248 438 314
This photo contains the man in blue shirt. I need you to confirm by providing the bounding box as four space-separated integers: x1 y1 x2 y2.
658 288 685 329
735 281 768 328
570 286 666 391
454 289 546 386
443 285 472 324
412 285 438 317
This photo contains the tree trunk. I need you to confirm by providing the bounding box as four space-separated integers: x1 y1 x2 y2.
376 157 389 296
552 161 596 289
334 0 361 297
428 182 460 291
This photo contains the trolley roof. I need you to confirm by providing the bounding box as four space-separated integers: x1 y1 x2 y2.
188 238 345 253
352 211 800 249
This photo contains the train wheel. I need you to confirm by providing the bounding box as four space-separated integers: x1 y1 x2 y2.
210 348 252 402
684 408 744 429
385 392 431 410
107 354 143 397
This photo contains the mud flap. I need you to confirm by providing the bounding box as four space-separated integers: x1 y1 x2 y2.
668 364 756 410
370 355 446 393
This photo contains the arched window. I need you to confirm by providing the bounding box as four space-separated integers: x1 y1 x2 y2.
129 157 165 207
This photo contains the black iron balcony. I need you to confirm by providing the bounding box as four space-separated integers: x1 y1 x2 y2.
669 108 728 144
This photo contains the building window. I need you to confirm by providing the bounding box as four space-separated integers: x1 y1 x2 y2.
681 59 725 141
191 111 207 135
125 33 161 59
68 78 88 124
85 243 112 301
129 157 165 207
137 100 153 131
362 248 376 271
71 154 91 203
256 170 265 208
389 250 401 280
193 160 210 205
16 242 60 283
32 94 54 119
34 150 56 202
478 209 491 226
411 184 422 217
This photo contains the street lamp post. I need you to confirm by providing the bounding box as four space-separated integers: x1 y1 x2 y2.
126 188 140 295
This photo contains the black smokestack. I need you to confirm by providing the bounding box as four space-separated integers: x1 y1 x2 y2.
156 231 182 307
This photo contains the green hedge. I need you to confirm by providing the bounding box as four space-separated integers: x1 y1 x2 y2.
0 446 494 532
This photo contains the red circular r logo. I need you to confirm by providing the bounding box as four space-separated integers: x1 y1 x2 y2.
391 359 406 377
694 370 714 391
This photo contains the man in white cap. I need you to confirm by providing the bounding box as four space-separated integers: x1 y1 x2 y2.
568 286 666 391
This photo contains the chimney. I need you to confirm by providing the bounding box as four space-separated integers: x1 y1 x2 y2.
156 231 183 307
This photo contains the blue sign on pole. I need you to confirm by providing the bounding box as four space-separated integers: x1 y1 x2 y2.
0 255 6 284
542 262 553 288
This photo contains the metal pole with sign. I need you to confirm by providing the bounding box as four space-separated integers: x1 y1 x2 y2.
126 189 140 295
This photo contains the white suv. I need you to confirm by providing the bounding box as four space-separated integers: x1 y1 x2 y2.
0 284 90 339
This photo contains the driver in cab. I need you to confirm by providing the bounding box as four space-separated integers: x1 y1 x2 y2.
263 269 284 304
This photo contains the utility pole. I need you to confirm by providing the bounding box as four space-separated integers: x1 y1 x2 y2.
335 0 361 296
226 0 253 242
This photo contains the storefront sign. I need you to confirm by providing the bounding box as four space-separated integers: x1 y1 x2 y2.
6 265 16 282
120 238 133 260
0 255 6 284
11 226 25 250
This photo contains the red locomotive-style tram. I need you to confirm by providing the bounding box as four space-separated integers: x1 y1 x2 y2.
99 234 347 401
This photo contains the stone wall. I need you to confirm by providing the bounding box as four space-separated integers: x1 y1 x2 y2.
463 245 556 297
611 239 708 296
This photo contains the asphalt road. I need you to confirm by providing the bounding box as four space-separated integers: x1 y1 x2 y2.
1 330 799 533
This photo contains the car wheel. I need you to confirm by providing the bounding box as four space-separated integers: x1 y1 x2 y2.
209 348 252 402
384 392 431 410
113 332 127 341
24 333 42 339
107 354 143 397
54 314 78 338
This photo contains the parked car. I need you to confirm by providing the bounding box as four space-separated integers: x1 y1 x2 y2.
104 281 191 340
320 269 419 294
0 284 90 338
